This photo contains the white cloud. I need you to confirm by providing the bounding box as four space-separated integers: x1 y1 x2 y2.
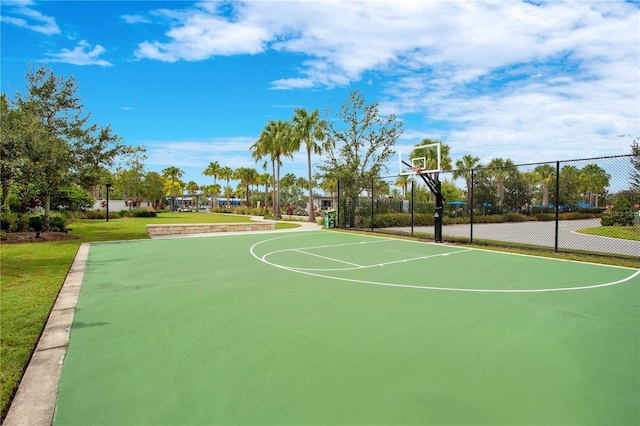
121 14 151 24
127 1 638 173
0 2 60 35
46 40 112 66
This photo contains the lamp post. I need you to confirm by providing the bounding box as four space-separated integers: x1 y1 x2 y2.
106 183 112 222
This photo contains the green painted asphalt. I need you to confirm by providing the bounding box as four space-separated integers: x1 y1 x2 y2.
54 231 639 425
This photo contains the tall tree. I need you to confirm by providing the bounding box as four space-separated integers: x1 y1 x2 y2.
203 161 221 186
142 171 165 208
533 164 556 206
629 137 640 190
258 172 271 209
0 94 29 205
486 157 515 208
219 166 234 207
162 166 184 211
453 154 481 213
292 108 327 222
233 167 258 206
394 174 412 200
250 119 295 217
320 89 403 200
12 65 131 229
580 164 610 207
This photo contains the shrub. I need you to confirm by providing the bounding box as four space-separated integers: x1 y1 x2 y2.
132 209 157 218
601 197 635 226
9 214 31 232
29 215 44 232
49 215 67 231
0 209 17 231
503 213 527 223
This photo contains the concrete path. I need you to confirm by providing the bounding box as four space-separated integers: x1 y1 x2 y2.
2 219 322 426
392 219 639 257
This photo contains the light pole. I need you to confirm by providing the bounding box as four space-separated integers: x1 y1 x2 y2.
106 183 112 222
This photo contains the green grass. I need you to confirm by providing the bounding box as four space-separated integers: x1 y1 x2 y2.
0 241 82 419
0 213 298 420
576 225 640 241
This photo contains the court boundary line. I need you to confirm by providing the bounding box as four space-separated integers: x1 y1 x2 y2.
250 233 640 293
272 247 472 272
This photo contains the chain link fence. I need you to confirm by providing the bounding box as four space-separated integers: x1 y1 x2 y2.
336 155 639 263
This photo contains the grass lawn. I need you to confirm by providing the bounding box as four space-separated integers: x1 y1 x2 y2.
576 225 640 241
0 213 299 420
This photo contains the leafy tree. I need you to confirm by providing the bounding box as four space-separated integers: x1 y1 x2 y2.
0 94 28 205
320 89 403 200
52 184 94 211
292 107 327 222
142 171 165 208
558 165 582 205
5 66 133 228
629 137 640 190
162 166 184 211
116 150 147 202
503 170 532 211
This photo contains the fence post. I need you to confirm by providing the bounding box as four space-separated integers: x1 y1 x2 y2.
555 161 560 253
470 169 474 244
411 180 414 237
371 178 374 232
337 180 340 228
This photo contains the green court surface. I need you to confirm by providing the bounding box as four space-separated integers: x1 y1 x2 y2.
54 231 640 425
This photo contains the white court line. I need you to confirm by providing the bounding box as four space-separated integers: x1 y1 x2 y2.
286 248 472 272
293 249 364 268
249 233 640 293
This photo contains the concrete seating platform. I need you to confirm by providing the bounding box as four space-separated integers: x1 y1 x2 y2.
147 222 275 237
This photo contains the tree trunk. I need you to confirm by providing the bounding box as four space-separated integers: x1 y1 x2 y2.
43 192 51 231
307 148 315 222
1 179 10 206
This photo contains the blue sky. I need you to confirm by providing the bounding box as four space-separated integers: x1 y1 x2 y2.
2 0 639 189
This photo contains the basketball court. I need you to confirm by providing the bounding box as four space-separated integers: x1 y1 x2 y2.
51 230 639 425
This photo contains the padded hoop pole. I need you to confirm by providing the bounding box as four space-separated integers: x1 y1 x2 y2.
401 161 444 243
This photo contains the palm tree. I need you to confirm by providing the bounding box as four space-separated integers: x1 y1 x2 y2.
185 180 199 209
162 166 184 211
394 174 412 200
233 167 259 206
210 183 221 208
257 172 271 209
203 161 221 206
219 166 233 207
453 154 481 212
319 176 338 209
533 164 556 206
580 164 610 207
292 108 327 222
487 157 515 208
250 119 295 217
